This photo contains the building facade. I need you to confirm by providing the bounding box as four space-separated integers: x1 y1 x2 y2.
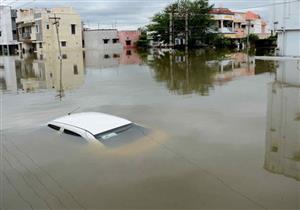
16 7 82 59
83 29 122 51
273 0 300 57
0 6 18 55
118 30 141 48
210 8 270 39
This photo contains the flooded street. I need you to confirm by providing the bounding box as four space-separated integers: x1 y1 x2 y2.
1 50 299 209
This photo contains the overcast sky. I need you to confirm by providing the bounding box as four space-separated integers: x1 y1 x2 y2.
3 0 272 29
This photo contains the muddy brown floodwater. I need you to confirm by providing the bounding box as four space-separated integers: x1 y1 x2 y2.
1 49 299 209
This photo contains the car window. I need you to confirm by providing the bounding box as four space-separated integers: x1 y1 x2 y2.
94 123 133 140
63 129 81 137
48 124 61 131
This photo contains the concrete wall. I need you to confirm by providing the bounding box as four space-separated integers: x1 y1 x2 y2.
273 0 300 57
0 6 13 45
277 31 300 57
17 7 83 58
0 6 18 55
83 29 122 50
273 0 300 30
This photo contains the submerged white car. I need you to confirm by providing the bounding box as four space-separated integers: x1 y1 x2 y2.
48 112 134 143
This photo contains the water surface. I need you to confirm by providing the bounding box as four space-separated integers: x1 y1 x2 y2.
1 50 299 209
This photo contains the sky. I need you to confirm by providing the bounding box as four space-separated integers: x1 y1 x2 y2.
1 0 273 30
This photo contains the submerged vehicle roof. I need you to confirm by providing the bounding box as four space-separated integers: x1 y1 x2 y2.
49 112 132 135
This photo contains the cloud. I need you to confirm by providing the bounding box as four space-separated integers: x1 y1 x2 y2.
7 0 272 29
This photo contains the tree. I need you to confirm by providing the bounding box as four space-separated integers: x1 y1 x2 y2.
136 28 150 48
147 0 214 47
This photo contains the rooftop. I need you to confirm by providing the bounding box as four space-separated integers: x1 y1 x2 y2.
210 8 235 15
50 112 132 135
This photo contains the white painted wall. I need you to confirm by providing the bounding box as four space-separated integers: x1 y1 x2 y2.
273 0 300 57
84 29 122 50
0 6 16 45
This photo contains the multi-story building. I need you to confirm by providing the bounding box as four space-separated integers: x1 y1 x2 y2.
0 6 18 55
272 0 300 57
210 8 270 40
16 7 82 59
118 30 141 48
83 29 122 51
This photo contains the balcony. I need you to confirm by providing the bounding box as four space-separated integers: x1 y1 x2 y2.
19 32 32 42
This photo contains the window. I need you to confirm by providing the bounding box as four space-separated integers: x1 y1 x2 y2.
73 65 78 74
48 124 60 131
104 54 110 59
94 124 133 140
62 54 67 59
113 54 120 58
64 129 81 137
112 38 119 44
0 31 1 37
126 50 131 55
46 24 50 29
103 39 109 44
126 40 131 46
71 24 76 34
36 25 39 33
39 43 42 48
61 41 67 47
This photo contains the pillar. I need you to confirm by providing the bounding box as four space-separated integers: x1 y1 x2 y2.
220 20 224 32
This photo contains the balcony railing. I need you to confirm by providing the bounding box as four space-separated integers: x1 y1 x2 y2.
20 32 31 40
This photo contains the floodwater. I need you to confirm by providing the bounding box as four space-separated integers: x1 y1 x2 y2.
1 49 299 209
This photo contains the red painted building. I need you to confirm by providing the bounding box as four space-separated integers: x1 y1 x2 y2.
118 30 141 48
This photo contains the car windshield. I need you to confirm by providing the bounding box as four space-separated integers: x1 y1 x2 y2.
94 123 134 140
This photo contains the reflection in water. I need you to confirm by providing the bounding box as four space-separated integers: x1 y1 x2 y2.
0 51 85 96
264 60 300 181
85 49 142 70
0 56 18 91
147 50 276 96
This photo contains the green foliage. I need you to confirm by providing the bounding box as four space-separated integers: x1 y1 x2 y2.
248 34 259 44
136 28 150 48
147 0 214 46
207 34 235 49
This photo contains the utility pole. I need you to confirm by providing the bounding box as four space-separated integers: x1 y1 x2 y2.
169 12 173 48
247 20 251 50
185 12 189 53
49 14 64 100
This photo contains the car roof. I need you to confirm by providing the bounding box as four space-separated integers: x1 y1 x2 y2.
49 112 132 135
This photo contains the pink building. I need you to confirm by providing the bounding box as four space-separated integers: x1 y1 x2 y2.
118 30 141 48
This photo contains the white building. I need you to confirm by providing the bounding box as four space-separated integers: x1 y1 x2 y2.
16 7 83 59
273 0 300 57
83 29 123 69
210 8 270 39
0 6 18 55
83 29 122 51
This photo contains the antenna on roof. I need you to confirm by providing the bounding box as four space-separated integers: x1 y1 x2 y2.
68 107 81 115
